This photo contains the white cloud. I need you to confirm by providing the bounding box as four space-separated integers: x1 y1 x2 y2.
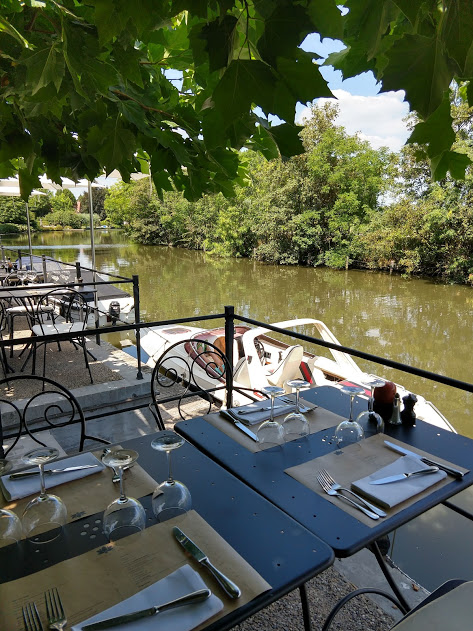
297 89 410 152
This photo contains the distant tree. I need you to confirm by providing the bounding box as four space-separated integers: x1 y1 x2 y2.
78 188 108 221
0 196 28 226
50 190 76 214
28 190 53 217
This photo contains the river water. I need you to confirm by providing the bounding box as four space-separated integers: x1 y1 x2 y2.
3 229 473 590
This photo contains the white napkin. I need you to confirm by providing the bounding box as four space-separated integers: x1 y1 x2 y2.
0 452 105 501
351 455 447 509
223 397 314 426
72 564 223 631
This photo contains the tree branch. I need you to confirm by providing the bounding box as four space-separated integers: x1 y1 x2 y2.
111 89 177 120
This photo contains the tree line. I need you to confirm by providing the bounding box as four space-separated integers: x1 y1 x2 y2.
2 101 473 284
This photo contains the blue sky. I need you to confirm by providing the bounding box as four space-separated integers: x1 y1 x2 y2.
297 34 410 152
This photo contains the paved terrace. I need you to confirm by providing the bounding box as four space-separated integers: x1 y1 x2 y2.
1 320 429 630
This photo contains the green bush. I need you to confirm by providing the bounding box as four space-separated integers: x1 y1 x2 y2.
0 223 26 234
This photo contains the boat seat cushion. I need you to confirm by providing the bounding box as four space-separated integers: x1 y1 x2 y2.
265 345 304 389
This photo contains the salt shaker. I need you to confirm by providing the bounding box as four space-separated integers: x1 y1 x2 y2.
388 393 402 425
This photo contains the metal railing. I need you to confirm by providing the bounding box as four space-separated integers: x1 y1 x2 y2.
2 304 473 403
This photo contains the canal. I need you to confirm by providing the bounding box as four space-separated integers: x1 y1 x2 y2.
3 229 473 590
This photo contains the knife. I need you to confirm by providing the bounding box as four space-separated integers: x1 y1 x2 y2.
9 465 99 479
370 466 440 484
173 526 241 599
384 441 467 479
81 588 211 630
220 411 259 441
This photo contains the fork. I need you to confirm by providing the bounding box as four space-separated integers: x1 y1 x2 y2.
318 469 387 517
45 588 67 630
22 602 44 631
316 471 380 520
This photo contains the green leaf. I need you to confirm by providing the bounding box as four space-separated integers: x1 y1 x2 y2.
276 51 332 104
0 16 32 49
246 125 280 160
205 60 277 131
307 0 343 39
407 92 455 157
382 34 453 119
87 119 136 173
442 0 473 74
325 43 376 79
257 3 312 65
195 15 238 73
344 0 401 60
391 0 426 26
22 45 65 94
265 123 304 159
430 150 472 180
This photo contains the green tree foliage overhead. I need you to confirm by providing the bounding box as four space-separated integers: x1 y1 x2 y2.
1 1 472 200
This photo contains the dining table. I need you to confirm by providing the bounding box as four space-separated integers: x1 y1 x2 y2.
0 430 334 631
175 385 473 558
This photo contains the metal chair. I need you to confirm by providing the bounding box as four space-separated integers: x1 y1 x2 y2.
0 374 109 457
149 338 233 431
21 288 94 383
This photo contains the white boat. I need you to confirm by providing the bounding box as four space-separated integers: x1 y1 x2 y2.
140 318 455 433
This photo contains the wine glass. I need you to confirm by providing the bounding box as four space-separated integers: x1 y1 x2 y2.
16 269 27 285
26 270 38 284
0 508 22 548
102 449 146 541
256 385 286 449
0 460 23 548
21 447 67 544
334 385 366 449
283 379 310 442
355 377 385 438
151 431 192 522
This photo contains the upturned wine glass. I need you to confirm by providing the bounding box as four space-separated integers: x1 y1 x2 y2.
21 447 67 544
283 379 310 441
356 376 385 438
102 449 146 541
0 460 23 547
151 431 192 522
334 385 366 449
256 385 286 448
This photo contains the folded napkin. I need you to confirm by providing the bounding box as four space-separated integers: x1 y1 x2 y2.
223 397 315 426
72 564 223 631
352 455 447 509
0 452 105 501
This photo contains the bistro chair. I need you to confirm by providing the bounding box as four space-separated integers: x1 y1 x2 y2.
321 579 468 630
20 288 94 383
0 375 109 460
149 338 233 431
149 337 269 430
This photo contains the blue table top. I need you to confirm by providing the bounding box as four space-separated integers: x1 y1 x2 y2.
0 430 334 631
176 386 473 557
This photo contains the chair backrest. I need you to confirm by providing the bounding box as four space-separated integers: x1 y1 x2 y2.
0 375 108 458
35 288 91 333
265 344 304 389
150 338 232 430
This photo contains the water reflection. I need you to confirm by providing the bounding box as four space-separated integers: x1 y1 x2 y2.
4 230 473 437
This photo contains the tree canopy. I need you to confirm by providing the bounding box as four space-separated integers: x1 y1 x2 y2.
1 0 472 199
